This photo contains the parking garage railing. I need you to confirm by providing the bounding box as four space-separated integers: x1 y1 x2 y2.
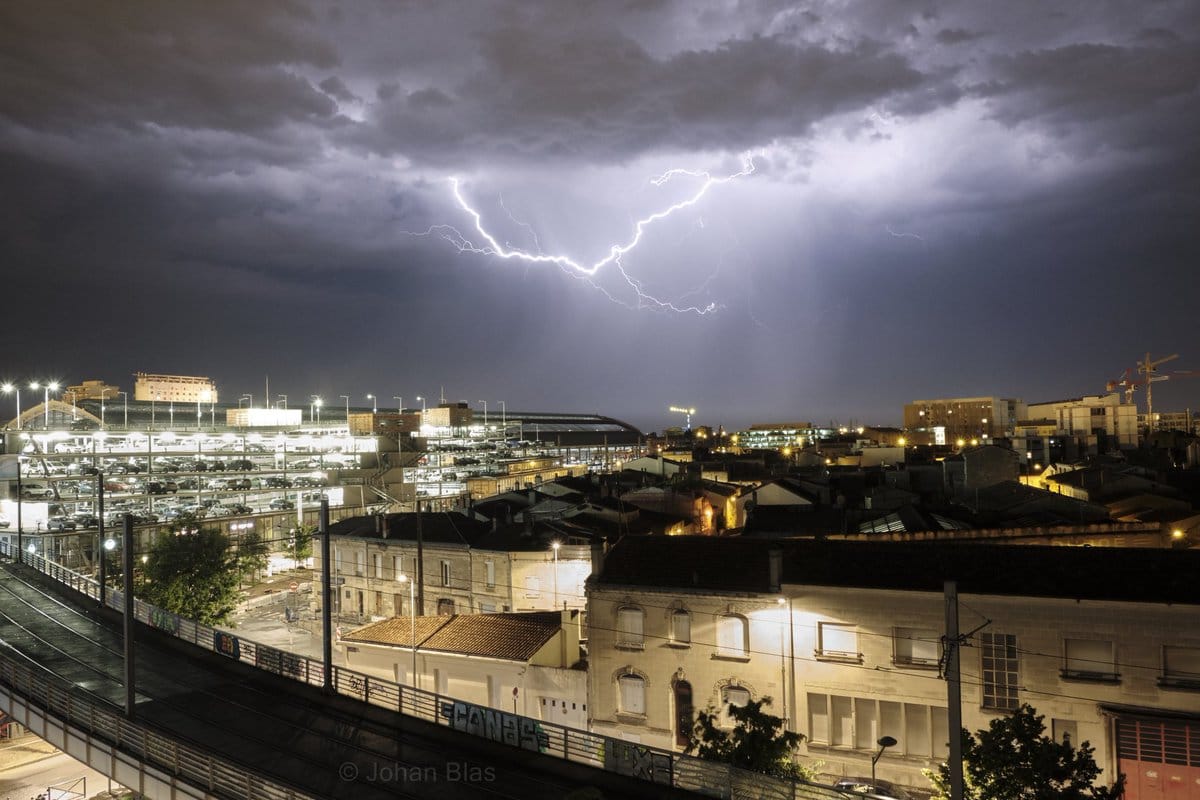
1 542 855 800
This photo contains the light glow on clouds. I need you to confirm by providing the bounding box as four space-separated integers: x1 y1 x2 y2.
406 152 758 313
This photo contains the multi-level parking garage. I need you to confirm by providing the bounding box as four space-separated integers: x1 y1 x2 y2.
2 397 646 566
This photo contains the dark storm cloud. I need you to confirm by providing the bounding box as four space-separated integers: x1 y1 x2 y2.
1 0 1198 429
356 31 943 162
0 2 340 135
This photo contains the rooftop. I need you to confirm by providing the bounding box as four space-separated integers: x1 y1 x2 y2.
343 611 568 661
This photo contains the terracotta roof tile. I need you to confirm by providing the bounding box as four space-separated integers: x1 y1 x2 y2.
343 611 565 662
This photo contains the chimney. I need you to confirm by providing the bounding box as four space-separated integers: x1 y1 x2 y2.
590 536 607 578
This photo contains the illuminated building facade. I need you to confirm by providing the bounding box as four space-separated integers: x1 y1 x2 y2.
133 373 218 404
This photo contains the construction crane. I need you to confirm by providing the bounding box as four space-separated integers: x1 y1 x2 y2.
1138 352 1179 426
669 405 696 431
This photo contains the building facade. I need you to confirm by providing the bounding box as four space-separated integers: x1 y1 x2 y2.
133 373 218 404
587 537 1200 798
903 397 1025 442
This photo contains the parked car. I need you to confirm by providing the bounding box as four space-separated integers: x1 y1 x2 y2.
73 513 100 528
0 512 10 528
269 498 295 511
20 484 54 499
46 515 77 531
262 476 291 488
227 459 257 471
831 778 915 800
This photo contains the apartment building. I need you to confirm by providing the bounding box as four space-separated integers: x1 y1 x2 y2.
587 537 1200 798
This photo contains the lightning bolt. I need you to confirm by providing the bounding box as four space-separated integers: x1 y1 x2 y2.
408 153 758 314
886 225 925 243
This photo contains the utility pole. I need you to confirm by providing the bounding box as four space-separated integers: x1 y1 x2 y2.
416 499 425 616
123 514 136 718
944 581 964 800
320 498 333 693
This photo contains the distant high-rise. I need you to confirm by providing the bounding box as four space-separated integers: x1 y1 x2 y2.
903 396 1024 442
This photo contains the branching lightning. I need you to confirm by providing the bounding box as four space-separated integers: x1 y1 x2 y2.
886 224 925 243
407 153 758 314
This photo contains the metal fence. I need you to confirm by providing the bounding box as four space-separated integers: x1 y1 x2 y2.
1 542 855 800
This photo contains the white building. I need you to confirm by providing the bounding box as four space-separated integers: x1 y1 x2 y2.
341 610 588 727
587 536 1200 799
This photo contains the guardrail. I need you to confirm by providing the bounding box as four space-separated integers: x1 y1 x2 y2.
0 542 853 800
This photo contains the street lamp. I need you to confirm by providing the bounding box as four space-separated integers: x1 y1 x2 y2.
239 393 252 409
340 395 350 419
872 735 897 784
498 401 506 436
310 395 322 424
551 540 560 610
118 392 128 428
31 381 59 428
100 387 111 428
398 573 417 688
1 383 19 430
366 394 377 413
65 389 78 420
478 400 487 432
393 396 403 414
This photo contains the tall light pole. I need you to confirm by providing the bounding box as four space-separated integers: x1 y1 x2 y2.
498 401 506 437
100 387 110 428
65 390 78 420
340 395 350 419
119 392 128 428
278 394 288 409
1 383 19 429
393 396 403 414
399 573 417 687
551 540 561 610
31 381 59 428
417 396 426 413
872 735 897 785
314 397 323 424
478 400 487 432
239 393 252 409
366 394 377 413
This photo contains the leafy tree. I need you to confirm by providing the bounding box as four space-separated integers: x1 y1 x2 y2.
236 531 270 585
929 704 1124 800
687 697 814 780
289 524 314 569
142 524 241 626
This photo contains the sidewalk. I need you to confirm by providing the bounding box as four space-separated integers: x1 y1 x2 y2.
0 733 59 772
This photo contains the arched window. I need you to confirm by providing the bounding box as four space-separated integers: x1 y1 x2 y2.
716 614 748 658
618 673 646 715
670 609 692 646
617 606 644 649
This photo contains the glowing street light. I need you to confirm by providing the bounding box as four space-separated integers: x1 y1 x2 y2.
551 540 561 610
30 381 59 428
1 383 20 430
310 395 323 424
393 396 403 414
416 395 426 413
366 394 377 413
339 395 350 418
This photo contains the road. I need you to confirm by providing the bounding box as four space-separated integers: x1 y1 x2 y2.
0 748 123 800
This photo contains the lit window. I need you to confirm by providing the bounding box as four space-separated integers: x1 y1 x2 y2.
617 607 644 649
817 622 859 660
670 610 691 646
894 627 940 667
618 673 645 715
1062 639 1117 681
716 614 748 658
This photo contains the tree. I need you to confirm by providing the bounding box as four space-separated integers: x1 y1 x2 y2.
687 697 814 780
142 523 241 626
236 531 270 586
929 704 1124 800
289 524 314 569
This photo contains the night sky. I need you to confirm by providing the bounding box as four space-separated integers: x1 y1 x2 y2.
2 2 1198 433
